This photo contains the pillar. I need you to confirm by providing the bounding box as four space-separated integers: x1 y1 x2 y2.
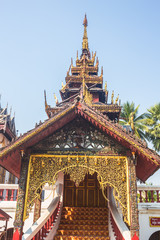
13 155 29 238
128 158 139 238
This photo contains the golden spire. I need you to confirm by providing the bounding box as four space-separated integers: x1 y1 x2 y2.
82 14 88 50
101 66 103 77
54 93 58 105
77 50 78 60
62 81 65 89
111 90 114 104
115 94 119 104
105 81 107 92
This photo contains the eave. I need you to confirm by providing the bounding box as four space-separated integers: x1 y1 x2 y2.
75 103 160 181
0 103 77 178
0 101 159 181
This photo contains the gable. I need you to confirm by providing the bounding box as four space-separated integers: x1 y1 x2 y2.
0 101 159 180
31 117 128 156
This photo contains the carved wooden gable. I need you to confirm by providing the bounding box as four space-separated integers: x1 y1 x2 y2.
31 117 127 155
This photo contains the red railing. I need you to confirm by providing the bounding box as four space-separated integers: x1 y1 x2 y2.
137 185 160 203
31 201 60 240
0 184 18 201
110 212 125 240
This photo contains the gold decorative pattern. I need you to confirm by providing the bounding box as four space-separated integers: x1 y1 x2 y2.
23 154 130 225
82 14 88 50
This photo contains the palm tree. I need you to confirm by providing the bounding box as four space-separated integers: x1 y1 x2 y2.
119 101 147 140
143 103 160 152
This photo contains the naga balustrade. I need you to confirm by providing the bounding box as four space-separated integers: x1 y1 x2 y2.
110 212 125 240
137 185 160 203
22 181 64 240
31 200 61 240
108 188 131 240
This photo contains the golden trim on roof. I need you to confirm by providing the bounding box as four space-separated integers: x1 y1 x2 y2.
80 106 159 165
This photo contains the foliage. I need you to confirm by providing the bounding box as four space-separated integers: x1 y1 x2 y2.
143 103 160 152
119 101 147 140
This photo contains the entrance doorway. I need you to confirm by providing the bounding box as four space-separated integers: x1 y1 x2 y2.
63 173 107 207
149 231 160 240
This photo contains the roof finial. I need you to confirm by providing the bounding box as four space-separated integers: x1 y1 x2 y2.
77 50 78 60
111 91 114 104
44 90 49 109
83 14 88 27
54 93 59 105
82 14 88 50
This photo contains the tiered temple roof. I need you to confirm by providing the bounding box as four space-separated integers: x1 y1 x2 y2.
0 15 159 183
0 104 16 142
45 15 121 121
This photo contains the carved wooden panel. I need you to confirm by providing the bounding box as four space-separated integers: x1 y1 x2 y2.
32 117 127 155
87 189 96 207
65 188 74 206
64 173 107 207
76 189 85 206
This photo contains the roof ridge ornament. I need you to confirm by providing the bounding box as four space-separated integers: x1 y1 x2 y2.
44 90 49 110
82 14 89 51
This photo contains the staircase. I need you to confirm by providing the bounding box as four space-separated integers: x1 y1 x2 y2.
54 206 110 240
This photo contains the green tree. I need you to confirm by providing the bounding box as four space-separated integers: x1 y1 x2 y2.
144 103 160 152
119 101 147 140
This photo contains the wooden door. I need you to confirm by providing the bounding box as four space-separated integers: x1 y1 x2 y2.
64 173 107 207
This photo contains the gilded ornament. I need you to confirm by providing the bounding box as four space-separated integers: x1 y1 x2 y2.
115 94 119 104
54 93 58 105
23 154 130 225
111 91 114 104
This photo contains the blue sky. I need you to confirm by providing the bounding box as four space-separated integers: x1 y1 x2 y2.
0 0 160 183
0 0 160 182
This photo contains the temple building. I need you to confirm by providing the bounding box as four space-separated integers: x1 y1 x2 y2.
0 15 160 240
0 104 17 184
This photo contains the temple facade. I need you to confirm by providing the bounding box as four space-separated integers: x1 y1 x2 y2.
0 15 160 240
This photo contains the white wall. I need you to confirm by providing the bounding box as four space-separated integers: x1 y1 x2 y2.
0 188 55 233
139 203 160 240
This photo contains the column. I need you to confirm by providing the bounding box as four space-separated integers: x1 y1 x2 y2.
128 157 139 238
13 155 29 238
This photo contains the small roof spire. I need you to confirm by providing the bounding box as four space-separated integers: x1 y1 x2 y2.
83 14 88 27
82 14 89 50
44 90 49 109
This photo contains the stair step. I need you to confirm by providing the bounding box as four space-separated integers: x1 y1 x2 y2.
58 224 108 231
60 219 108 225
63 207 107 210
55 236 110 240
57 230 109 236
54 206 110 240
62 211 108 216
61 215 108 220
62 207 108 214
